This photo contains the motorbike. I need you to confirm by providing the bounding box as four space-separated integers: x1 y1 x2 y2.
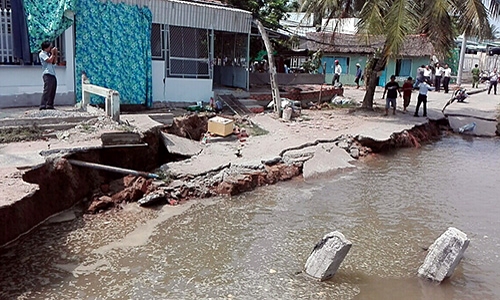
442 88 469 113
479 70 490 85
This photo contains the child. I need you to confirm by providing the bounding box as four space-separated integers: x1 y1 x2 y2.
402 77 413 113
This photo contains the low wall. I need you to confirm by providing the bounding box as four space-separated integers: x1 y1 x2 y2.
0 65 75 108
250 86 344 107
250 73 325 86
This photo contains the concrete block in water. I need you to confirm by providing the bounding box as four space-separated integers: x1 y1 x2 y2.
304 231 352 281
417 227 470 282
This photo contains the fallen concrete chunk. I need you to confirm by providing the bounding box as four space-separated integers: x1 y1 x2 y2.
417 227 470 282
138 192 166 207
304 231 352 281
101 132 142 146
161 132 202 157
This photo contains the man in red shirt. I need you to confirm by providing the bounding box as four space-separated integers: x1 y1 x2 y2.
402 77 413 113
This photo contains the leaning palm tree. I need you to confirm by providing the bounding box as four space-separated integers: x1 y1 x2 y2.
301 0 499 109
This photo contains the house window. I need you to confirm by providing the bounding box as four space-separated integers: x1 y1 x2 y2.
396 59 412 77
151 23 164 60
167 25 210 78
0 0 65 65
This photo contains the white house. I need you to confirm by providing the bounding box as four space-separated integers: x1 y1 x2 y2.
0 0 252 108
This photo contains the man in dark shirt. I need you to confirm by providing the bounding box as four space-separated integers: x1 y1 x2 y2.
382 75 401 116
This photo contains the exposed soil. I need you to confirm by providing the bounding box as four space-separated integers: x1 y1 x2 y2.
0 86 456 246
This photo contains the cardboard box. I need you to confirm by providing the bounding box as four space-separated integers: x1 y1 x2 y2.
208 116 234 137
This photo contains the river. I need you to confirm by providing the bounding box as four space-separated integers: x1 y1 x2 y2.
1 135 499 299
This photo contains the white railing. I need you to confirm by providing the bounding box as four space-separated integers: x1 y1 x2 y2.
0 8 14 64
81 72 120 122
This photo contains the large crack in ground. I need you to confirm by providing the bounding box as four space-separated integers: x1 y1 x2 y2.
0 115 453 247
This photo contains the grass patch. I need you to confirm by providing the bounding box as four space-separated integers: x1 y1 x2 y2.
156 170 173 185
80 123 94 132
236 122 268 136
0 126 45 143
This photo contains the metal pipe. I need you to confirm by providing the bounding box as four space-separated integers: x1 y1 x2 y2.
68 159 159 179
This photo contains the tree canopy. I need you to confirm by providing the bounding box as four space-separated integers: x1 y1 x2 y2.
299 0 500 108
222 0 298 29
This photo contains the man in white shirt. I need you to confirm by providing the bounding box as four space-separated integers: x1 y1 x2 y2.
442 64 452 93
423 65 432 82
332 60 342 84
39 41 58 110
434 63 444 92
414 80 435 117
488 68 498 95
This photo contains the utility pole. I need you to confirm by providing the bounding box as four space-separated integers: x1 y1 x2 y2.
254 19 281 117
457 33 467 86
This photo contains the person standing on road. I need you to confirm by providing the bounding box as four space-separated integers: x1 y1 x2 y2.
423 65 432 82
434 63 443 92
488 68 498 95
382 75 401 116
39 41 58 110
402 77 413 113
332 60 342 84
413 65 425 88
471 64 480 88
414 79 434 117
442 64 452 93
354 63 362 89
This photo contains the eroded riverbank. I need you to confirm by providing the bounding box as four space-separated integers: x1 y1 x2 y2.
1 135 499 299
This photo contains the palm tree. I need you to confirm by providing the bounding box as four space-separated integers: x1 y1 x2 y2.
298 0 364 31
300 0 500 109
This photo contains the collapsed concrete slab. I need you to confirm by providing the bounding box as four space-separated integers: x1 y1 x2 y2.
161 132 203 157
417 227 470 282
304 231 352 281
301 144 355 180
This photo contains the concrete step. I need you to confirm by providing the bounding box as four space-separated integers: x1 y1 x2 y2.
237 99 265 113
0 116 95 127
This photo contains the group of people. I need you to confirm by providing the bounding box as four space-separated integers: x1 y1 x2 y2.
471 64 498 95
332 60 363 89
382 75 434 117
413 63 452 93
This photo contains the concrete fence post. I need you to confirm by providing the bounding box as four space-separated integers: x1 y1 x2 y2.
304 231 352 281
417 227 470 282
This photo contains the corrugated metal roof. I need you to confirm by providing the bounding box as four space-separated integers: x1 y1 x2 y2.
105 0 252 33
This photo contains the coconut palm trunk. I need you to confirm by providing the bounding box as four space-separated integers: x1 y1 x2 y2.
254 19 281 117
362 50 387 109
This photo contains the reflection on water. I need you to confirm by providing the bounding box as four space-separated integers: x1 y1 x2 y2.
1 136 500 299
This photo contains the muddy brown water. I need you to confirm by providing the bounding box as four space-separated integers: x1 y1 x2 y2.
1 135 500 299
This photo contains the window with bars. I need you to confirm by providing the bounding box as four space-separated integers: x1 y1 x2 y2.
151 23 164 60
167 25 210 78
0 0 65 65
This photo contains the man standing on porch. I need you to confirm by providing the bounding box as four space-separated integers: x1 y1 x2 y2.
332 60 342 84
39 41 58 110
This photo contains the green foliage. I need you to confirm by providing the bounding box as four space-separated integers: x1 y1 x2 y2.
222 0 296 29
301 49 323 73
155 170 173 185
